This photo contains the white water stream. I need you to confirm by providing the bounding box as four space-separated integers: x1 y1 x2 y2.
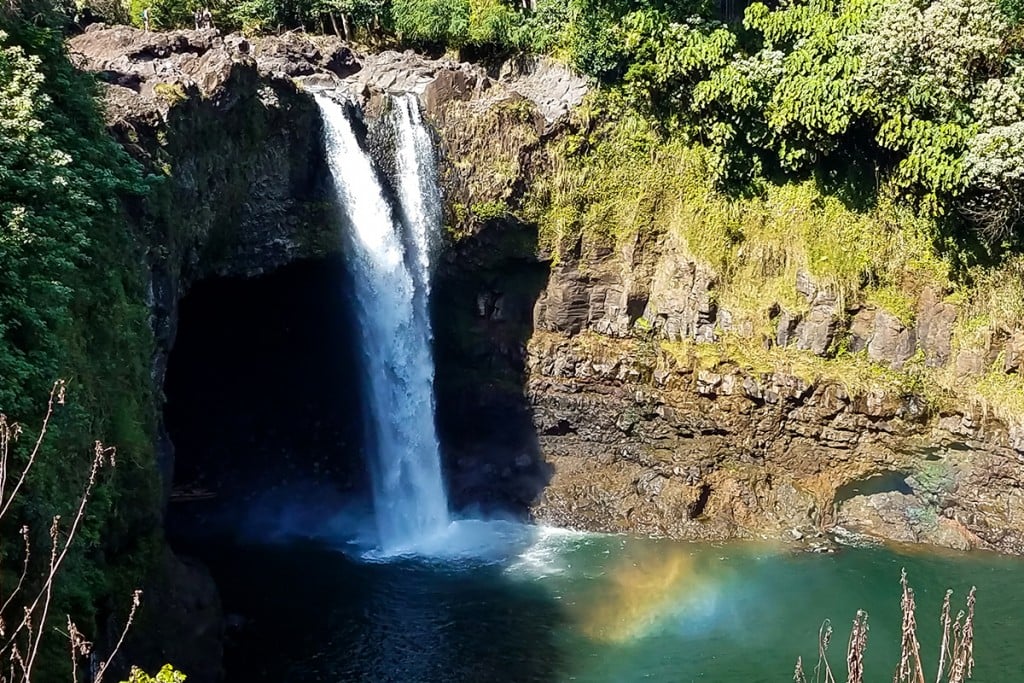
316 93 449 553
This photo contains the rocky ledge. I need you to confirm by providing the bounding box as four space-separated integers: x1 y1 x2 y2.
439 215 1024 555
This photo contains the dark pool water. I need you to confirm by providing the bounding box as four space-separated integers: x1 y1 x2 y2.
178 518 1024 683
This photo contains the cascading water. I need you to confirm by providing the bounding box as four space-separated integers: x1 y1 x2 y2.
316 93 450 553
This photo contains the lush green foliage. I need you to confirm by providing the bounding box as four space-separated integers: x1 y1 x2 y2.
391 0 470 45
121 664 188 683
0 7 161 674
111 0 563 51
571 0 1024 247
106 0 1024 246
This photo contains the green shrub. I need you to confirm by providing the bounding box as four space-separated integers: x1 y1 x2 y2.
392 0 470 46
121 664 188 683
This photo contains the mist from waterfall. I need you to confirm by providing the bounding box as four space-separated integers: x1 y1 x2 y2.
316 93 449 553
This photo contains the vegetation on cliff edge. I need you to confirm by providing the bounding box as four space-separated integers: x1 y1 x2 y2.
1 3 162 675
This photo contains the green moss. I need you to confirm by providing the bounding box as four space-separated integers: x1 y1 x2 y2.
470 200 509 221
153 81 188 105
866 286 919 326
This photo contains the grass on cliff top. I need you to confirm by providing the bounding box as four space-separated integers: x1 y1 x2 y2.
526 107 952 338
665 331 1024 426
955 255 1024 336
660 336 932 402
965 369 1024 425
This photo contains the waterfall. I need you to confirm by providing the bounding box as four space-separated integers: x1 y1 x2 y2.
316 93 450 553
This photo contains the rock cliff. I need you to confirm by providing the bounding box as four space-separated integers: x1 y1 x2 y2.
70 25 1024 565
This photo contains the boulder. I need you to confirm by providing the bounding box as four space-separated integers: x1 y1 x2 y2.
1005 330 1024 374
792 271 841 356
848 308 875 352
796 306 839 356
867 309 916 369
916 288 957 367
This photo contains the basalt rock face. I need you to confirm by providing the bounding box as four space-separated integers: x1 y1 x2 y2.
480 228 1024 554
524 330 1024 553
433 191 1024 554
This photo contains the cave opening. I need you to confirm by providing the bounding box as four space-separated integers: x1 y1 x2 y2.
163 257 369 541
163 228 553 548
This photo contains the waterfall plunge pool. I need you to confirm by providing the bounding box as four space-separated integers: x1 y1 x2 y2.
172 514 1024 683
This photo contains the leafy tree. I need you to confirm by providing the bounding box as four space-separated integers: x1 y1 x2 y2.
511 0 571 52
468 0 517 47
392 0 470 46
575 0 1024 244
303 0 389 39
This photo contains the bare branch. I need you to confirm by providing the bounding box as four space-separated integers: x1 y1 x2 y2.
93 590 142 683
0 380 66 520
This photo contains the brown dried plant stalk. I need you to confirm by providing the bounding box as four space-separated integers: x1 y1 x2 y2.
815 619 835 683
895 569 927 683
0 381 144 683
947 587 976 683
846 610 868 683
796 571 977 683
794 656 807 683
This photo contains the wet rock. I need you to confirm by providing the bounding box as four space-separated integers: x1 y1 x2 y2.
837 492 922 543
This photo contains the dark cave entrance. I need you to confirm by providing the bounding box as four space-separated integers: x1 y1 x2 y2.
163 257 369 539
163 226 552 545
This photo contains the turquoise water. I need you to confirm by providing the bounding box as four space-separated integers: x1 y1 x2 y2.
189 524 1024 682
